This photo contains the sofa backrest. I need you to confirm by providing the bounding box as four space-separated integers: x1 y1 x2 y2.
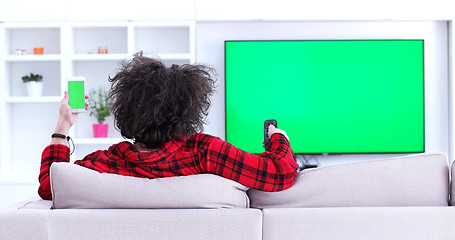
249 152 449 208
50 162 250 209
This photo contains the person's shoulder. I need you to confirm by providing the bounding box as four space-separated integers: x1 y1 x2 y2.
191 133 216 142
190 133 223 148
105 141 134 154
105 140 130 149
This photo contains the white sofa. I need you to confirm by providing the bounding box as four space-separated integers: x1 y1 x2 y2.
1 152 454 240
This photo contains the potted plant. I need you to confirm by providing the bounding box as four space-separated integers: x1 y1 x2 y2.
88 87 111 138
22 73 43 97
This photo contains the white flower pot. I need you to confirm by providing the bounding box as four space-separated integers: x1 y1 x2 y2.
25 81 43 97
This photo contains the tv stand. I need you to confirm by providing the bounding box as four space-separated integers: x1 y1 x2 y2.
296 155 318 172
299 164 318 171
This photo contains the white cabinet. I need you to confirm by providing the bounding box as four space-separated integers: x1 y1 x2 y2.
0 0 66 22
0 21 195 183
0 0 194 22
66 0 195 21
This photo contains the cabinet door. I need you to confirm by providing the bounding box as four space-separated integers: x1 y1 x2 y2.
67 0 195 21
0 0 66 21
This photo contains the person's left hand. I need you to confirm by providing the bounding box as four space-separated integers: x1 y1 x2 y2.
54 91 89 135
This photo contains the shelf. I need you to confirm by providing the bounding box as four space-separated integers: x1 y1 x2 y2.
72 26 128 55
0 20 195 185
5 26 61 55
144 53 192 60
71 53 130 61
71 53 191 61
134 25 190 54
5 54 62 62
5 96 61 103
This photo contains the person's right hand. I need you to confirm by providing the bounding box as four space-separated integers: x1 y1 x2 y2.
268 124 289 141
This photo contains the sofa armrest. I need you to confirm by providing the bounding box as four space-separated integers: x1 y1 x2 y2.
0 198 51 240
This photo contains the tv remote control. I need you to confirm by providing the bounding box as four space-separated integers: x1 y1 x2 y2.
264 119 277 151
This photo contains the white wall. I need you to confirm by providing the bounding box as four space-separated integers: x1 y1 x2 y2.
0 184 38 208
195 0 453 21
0 0 195 22
1 0 454 22
196 21 449 166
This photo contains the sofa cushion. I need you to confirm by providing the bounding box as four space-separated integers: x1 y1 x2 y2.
50 162 250 209
47 208 262 240
0 201 50 240
248 152 449 208
262 207 455 240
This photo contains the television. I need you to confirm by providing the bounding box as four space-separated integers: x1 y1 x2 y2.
225 40 425 154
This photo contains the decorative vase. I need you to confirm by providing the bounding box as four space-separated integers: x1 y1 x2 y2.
33 47 44 54
93 123 108 138
25 81 43 97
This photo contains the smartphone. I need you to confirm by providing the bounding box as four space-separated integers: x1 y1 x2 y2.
68 76 86 113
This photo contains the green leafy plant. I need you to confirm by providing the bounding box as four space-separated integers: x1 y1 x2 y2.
88 88 111 124
21 73 43 82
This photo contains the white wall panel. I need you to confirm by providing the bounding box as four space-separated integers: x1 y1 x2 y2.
66 0 195 21
0 184 39 209
196 21 449 166
0 0 66 21
195 0 453 21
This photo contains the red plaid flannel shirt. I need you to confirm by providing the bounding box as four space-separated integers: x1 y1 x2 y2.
38 133 298 200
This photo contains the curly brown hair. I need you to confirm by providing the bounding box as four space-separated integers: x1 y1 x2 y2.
108 53 216 149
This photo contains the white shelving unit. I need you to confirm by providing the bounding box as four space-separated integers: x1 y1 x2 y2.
0 21 195 183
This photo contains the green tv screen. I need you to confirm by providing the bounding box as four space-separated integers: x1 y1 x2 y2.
225 40 425 154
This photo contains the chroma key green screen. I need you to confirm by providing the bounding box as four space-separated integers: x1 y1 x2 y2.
225 40 424 154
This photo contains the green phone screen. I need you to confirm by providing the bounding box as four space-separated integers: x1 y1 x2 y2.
68 81 85 109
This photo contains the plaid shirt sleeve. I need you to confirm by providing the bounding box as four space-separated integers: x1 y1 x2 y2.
38 144 70 200
38 133 298 200
204 133 298 192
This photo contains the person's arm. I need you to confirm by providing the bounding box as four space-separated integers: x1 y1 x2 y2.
38 91 87 200
38 145 71 200
204 126 298 192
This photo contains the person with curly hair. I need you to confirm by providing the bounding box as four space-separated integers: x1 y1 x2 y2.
38 53 298 200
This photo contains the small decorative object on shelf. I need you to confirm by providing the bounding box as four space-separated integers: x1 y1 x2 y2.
88 87 111 138
21 73 43 97
97 46 108 54
33 47 44 55
15 49 26 55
